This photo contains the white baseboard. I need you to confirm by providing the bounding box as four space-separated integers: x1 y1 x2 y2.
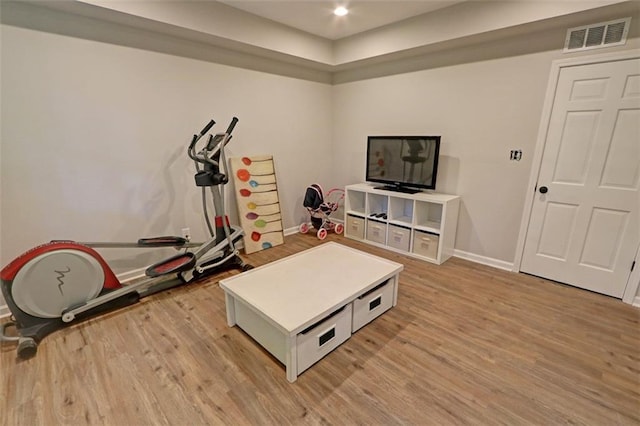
285 220 343 237
453 249 514 272
284 225 303 236
3 234 634 317
0 234 514 319
288 226 515 272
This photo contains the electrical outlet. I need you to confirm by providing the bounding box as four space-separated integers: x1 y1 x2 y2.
181 227 191 241
510 149 523 161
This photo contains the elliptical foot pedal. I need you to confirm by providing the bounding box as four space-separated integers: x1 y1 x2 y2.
137 236 188 247
146 252 196 277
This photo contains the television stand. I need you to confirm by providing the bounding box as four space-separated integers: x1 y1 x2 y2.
345 183 460 265
373 185 420 194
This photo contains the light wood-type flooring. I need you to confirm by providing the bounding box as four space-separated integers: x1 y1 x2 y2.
1 233 639 425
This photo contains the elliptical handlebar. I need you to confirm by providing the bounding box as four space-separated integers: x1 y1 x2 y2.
200 119 216 137
188 117 239 167
188 119 215 161
225 117 239 135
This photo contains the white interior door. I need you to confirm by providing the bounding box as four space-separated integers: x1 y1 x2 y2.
521 57 640 298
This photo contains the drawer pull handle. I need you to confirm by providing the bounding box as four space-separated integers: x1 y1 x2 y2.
359 280 389 298
300 306 345 334
318 327 336 347
369 295 382 311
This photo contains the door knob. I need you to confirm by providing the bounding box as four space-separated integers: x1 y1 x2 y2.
539 186 548 194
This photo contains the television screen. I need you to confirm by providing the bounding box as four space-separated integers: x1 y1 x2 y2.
366 136 440 192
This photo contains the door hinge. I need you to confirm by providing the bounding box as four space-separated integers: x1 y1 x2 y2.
632 260 636 272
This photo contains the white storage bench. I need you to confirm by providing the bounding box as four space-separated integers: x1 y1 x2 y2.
219 242 403 382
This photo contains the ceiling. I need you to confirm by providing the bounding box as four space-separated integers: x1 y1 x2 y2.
218 0 463 40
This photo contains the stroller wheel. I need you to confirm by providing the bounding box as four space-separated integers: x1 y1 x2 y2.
299 222 310 234
335 223 344 235
317 228 328 240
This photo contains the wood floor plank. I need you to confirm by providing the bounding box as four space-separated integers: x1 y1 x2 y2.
2 233 639 425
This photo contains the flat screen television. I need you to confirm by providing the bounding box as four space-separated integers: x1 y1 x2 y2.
366 136 440 193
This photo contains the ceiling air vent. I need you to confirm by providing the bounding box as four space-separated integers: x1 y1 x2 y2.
564 17 631 53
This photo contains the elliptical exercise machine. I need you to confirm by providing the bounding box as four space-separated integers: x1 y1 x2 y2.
0 117 252 359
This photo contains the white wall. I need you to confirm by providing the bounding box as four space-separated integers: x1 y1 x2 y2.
332 30 640 265
0 25 333 275
332 58 546 263
2 5 639 314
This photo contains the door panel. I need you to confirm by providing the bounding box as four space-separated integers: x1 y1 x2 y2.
623 74 640 97
521 58 640 298
600 109 639 188
537 202 578 260
553 111 600 184
580 207 628 270
570 77 609 100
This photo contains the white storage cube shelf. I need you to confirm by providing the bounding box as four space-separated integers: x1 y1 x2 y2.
389 197 414 226
344 183 460 265
367 193 388 216
346 190 366 215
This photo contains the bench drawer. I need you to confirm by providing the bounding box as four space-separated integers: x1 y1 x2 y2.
352 279 395 332
297 304 352 375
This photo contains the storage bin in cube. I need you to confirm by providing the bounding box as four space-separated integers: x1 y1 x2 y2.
366 219 387 244
388 224 410 252
346 214 365 239
412 230 439 260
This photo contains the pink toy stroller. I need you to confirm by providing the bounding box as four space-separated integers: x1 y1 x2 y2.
299 184 345 240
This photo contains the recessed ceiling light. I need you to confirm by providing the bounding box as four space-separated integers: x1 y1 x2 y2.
334 6 348 16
